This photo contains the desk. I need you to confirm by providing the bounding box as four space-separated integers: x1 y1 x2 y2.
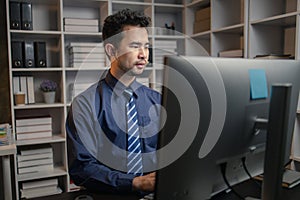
30 178 300 200
0 144 16 200
211 178 300 200
31 190 140 200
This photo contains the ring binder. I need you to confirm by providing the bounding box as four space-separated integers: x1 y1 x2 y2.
9 2 21 30
21 2 32 30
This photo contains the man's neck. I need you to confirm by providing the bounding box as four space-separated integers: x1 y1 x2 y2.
110 65 135 87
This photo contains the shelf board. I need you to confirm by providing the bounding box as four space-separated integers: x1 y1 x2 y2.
250 12 298 26
212 23 244 34
191 30 211 39
0 144 16 156
186 0 210 8
12 67 63 72
154 35 185 39
63 32 102 36
10 30 62 38
112 0 152 6
65 67 109 71
16 135 66 146
63 0 107 7
14 103 65 110
17 166 67 182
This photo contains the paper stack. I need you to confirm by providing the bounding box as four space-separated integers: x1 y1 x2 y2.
21 178 62 198
17 145 54 174
64 18 99 33
68 42 106 68
15 116 52 140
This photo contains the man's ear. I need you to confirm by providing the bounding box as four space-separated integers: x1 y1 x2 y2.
105 43 116 57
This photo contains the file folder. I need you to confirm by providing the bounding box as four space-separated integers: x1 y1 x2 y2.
11 41 23 68
21 2 33 30
9 1 21 30
23 41 35 68
34 42 47 67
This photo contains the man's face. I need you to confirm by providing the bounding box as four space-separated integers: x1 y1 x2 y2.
114 25 150 76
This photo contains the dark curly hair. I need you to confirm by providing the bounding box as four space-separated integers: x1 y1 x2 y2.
102 9 151 47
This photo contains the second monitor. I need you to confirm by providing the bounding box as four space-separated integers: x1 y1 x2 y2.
155 56 300 200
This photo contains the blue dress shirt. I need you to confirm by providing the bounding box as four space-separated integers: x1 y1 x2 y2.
66 70 161 194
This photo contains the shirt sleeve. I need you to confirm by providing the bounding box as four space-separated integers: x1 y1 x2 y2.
66 100 136 194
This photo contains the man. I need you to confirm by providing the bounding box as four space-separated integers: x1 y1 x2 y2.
66 9 161 194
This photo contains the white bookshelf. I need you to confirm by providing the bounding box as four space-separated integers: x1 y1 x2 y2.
5 0 300 198
5 0 185 198
184 0 300 169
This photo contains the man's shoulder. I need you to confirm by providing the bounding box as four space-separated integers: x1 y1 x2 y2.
72 82 99 103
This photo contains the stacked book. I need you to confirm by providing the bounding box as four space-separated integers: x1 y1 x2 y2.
218 49 244 58
0 123 12 146
17 145 54 174
64 18 99 33
15 116 52 140
21 178 62 198
68 42 106 68
154 40 177 65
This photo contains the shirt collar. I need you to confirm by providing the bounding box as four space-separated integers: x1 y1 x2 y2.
105 70 141 98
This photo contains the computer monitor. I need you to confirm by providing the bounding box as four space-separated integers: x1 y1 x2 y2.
155 56 300 200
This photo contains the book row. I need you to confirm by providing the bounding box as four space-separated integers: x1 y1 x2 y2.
13 76 35 105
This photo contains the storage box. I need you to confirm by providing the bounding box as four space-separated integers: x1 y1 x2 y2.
193 19 211 33
195 7 211 22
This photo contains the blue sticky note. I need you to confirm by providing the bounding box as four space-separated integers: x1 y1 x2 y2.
249 69 268 99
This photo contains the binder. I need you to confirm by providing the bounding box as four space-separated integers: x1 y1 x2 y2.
11 41 23 68
26 76 35 104
20 76 28 104
9 1 21 30
34 42 47 67
23 41 35 68
21 2 33 30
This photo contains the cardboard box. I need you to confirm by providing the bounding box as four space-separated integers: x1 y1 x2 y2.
193 18 211 33
195 7 211 22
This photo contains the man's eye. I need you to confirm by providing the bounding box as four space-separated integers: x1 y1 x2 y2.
130 45 140 48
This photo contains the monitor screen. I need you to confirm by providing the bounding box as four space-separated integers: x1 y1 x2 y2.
155 56 300 200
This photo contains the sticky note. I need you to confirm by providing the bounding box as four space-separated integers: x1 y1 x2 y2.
249 69 268 99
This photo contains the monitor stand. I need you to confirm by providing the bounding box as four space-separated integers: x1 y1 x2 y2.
247 84 293 200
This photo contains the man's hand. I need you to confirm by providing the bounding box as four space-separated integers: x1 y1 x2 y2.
132 172 156 192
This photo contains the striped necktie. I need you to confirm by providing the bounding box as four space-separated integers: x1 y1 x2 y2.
124 89 143 175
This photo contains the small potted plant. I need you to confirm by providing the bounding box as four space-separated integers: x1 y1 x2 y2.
40 80 57 104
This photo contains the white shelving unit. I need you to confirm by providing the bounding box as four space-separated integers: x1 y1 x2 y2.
5 0 300 198
184 0 300 169
5 0 185 198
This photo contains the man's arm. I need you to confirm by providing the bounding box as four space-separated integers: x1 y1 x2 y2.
66 105 136 193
